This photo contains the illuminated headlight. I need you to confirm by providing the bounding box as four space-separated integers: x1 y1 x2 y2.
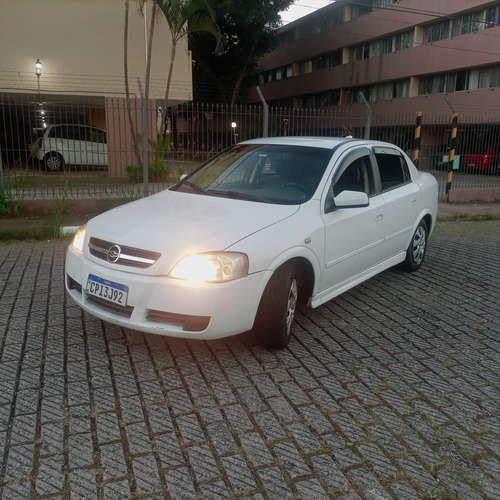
72 224 87 253
169 252 249 283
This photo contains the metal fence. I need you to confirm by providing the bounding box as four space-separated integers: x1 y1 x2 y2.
1 94 500 203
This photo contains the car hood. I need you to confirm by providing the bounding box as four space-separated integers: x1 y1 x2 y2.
86 189 299 272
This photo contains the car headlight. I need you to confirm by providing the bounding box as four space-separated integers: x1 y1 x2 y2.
72 224 87 253
169 252 249 283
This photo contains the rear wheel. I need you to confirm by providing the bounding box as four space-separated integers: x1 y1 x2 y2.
401 219 428 272
254 263 298 349
44 153 65 172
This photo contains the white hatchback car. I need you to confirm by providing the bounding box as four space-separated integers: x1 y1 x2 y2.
66 137 438 348
33 124 107 171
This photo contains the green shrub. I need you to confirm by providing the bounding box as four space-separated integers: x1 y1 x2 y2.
126 164 143 183
149 161 170 182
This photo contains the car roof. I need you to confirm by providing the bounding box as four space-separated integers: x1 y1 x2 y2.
240 136 389 150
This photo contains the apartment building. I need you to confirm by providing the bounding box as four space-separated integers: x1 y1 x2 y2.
253 0 500 120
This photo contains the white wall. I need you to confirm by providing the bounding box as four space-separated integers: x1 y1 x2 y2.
0 0 192 101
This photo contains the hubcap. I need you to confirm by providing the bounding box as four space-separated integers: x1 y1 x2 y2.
285 279 298 337
411 226 426 264
47 156 60 170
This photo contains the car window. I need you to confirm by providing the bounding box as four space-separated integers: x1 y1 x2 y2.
373 149 411 191
333 155 374 197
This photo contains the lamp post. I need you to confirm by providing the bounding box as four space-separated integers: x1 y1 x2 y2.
231 121 237 144
35 59 42 104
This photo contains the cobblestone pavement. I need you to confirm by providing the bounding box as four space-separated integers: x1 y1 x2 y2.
1 220 500 500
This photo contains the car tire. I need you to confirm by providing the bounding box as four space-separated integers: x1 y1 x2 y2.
401 219 428 272
254 263 299 349
44 153 65 172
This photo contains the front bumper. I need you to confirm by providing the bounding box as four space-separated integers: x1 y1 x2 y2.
65 245 269 340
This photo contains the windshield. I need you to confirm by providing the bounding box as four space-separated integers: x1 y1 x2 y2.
171 144 333 205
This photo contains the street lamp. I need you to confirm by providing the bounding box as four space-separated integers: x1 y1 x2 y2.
35 59 42 104
231 121 237 144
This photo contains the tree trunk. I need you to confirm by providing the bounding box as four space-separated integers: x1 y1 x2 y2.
230 37 257 107
124 0 143 168
161 42 177 135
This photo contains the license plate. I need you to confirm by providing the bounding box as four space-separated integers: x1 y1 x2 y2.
86 274 128 306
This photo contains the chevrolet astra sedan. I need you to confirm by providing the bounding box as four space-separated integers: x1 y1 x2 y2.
66 137 438 348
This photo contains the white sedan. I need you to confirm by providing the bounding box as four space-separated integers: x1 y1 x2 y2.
66 137 438 348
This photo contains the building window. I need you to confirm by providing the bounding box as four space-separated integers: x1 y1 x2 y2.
418 65 500 95
299 50 342 75
347 87 371 104
452 10 485 36
300 90 341 108
486 6 500 28
424 20 451 43
296 7 345 39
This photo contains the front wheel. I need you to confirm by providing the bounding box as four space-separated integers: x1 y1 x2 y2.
44 153 65 172
401 219 428 272
254 263 299 349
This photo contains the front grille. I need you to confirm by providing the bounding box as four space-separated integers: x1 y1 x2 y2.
86 295 134 318
89 237 161 269
146 310 210 332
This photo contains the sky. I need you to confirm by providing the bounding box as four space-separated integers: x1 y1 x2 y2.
280 0 334 24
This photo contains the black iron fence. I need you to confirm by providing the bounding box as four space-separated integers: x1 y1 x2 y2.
1 94 500 203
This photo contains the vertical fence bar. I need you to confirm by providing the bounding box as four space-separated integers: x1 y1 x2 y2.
445 112 459 202
413 111 422 168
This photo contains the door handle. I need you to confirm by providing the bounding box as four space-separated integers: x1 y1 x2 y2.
375 210 384 221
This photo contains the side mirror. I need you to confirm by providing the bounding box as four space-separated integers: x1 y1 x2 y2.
334 190 369 208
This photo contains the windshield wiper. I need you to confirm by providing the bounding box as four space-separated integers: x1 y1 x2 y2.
182 181 208 194
206 190 269 203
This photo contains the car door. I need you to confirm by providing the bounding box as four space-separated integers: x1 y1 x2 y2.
86 127 107 166
372 146 421 258
318 147 386 296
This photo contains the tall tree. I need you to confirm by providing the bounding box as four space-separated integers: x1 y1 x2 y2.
192 0 294 105
154 0 222 134
124 0 143 168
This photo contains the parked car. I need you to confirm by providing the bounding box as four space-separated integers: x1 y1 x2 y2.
66 137 438 348
461 145 500 175
31 124 107 171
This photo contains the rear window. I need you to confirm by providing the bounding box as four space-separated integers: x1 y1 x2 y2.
374 151 411 191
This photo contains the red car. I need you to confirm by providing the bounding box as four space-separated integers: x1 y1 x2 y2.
462 146 500 175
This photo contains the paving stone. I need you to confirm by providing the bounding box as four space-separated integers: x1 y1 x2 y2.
187 444 221 483
346 467 392 499
102 479 131 499
125 421 154 456
310 454 349 491
68 432 95 469
35 455 65 496
257 466 295 500
390 477 426 499
224 404 254 432
164 466 198 499
253 410 287 441
272 441 310 478
132 454 163 495
239 431 274 467
207 421 239 456
176 413 206 445
199 479 232 499
221 454 257 494
299 404 333 435
357 443 398 478
100 442 128 480
295 477 330 499
286 422 323 454
68 467 98 499
397 456 440 493
95 411 122 444
155 431 185 468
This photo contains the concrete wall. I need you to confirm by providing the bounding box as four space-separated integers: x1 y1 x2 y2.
0 0 192 101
